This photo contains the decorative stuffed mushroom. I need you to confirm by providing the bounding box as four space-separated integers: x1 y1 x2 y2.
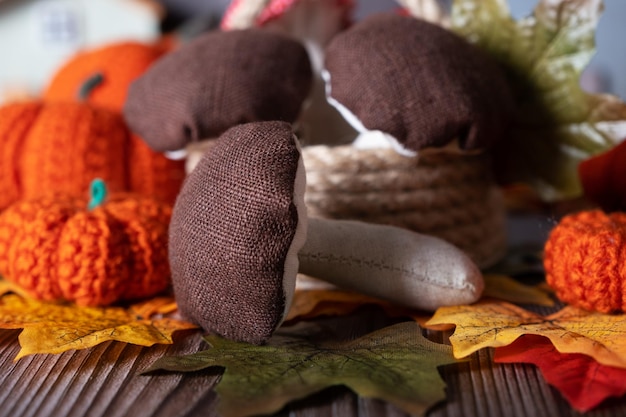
301 12 517 268
170 121 483 343
323 13 515 154
221 0 357 146
123 28 313 171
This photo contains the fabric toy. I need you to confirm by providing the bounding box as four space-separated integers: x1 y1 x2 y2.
299 12 516 268
43 41 186 205
123 27 313 172
123 13 518 343
323 12 515 155
170 121 484 343
0 180 172 306
220 0 356 146
544 209 626 313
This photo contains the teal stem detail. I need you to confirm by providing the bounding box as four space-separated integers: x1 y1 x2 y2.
88 179 108 210
78 72 105 101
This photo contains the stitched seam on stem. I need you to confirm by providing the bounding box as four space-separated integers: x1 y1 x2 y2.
300 252 473 291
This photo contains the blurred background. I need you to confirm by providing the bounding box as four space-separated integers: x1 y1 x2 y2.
0 0 623 103
156 0 624 100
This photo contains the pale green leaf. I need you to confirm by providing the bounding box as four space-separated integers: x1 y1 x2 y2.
451 0 626 200
145 322 461 417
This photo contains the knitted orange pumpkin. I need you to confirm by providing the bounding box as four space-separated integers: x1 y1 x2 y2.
0 101 41 210
0 99 128 210
0 76 185 211
44 41 171 112
544 209 626 313
43 42 185 205
0 181 172 306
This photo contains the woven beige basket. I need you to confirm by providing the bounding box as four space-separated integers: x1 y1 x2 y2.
301 145 507 269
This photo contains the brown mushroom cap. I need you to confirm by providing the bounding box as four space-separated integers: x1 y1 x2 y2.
324 13 515 152
169 121 306 344
123 29 313 152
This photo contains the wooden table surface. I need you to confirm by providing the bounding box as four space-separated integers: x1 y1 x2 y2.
2 303 626 417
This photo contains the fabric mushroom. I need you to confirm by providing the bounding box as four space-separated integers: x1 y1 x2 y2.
323 13 515 155
221 0 358 146
170 120 484 344
123 28 313 170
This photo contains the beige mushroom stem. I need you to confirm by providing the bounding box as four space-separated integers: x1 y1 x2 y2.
298 217 484 311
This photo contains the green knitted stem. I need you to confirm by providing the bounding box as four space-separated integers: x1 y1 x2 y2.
78 73 105 101
88 179 108 210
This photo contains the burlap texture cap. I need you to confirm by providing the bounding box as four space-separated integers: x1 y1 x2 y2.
123 29 313 152
169 121 300 344
324 13 515 152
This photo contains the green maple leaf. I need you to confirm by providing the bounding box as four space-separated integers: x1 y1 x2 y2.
145 322 460 417
451 0 626 201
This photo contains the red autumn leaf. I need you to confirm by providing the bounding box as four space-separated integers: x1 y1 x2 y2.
494 334 626 412
578 139 626 212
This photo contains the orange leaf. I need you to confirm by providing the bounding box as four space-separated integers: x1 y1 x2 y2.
0 279 14 296
0 294 197 360
495 335 626 412
427 301 626 368
0 278 33 298
128 296 180 317
285 288 394 322
482 274 554 307
285 288 453 331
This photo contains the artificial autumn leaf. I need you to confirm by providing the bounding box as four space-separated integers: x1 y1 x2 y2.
286 274 553 326
146 321 461 417
495 334 626 412
0 278 15 296
482 274 554 306
0 278 31 298
578 138 626 212
451 0 626 200
427 301 626 368
129 296 179 317
0 294 197 360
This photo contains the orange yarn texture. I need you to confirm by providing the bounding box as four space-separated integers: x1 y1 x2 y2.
0 194 172 306
19 101 129 200
42 40 187 204
0 99 185 210
544 210 626 313
0 101 41 211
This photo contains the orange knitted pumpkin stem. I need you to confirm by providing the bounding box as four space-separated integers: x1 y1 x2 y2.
78 73 104 101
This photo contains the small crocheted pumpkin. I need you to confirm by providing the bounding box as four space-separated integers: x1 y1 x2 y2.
0 181 172 306
0 75 185 210
0 101 40 211
44 42 186 205
544 210 626 313
44 41 170 111
0 99 128 211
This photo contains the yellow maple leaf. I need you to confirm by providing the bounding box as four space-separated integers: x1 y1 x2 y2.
427 301 626 368
0 294 197 360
